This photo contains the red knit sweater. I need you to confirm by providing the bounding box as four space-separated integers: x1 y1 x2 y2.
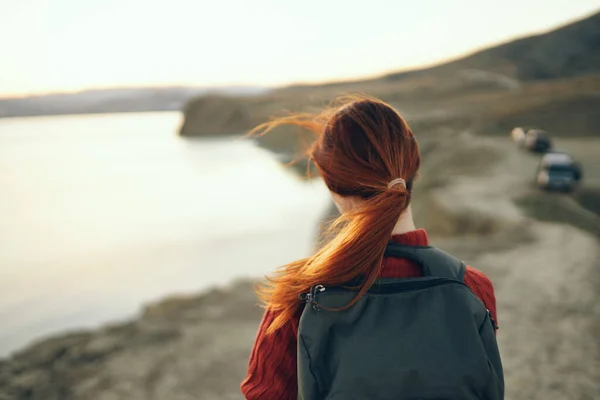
241 229 498 400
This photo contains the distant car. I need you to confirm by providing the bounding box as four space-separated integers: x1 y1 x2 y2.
524 129 552 153
535 151 582 192
511 127 526 146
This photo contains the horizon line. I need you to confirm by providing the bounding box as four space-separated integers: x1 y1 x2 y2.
1 7 597 100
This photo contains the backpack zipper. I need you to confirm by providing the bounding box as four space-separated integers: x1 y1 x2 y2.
299 284 326 311
301 279 476 312
317 279 467 295
300 281 498 329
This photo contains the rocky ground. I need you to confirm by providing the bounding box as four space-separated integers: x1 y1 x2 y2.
0 280 262 400
1 125 599 400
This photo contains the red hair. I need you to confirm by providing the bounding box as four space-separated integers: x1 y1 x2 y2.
249 95 421 334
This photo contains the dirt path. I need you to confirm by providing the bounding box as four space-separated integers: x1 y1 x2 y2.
429 133 600 400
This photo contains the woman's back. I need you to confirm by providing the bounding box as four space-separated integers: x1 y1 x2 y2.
241 96 503 399
297 242 502 399
241 231 500 399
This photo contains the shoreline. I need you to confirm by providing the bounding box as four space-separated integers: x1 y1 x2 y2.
0 278 260 361
0 280 264 400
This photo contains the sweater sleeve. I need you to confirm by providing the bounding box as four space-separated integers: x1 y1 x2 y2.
241 307 301 400
464 265 498 327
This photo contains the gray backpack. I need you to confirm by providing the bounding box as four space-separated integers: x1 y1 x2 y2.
297 243 504 400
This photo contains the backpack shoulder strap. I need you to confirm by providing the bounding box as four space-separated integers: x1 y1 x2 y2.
384 243 466 281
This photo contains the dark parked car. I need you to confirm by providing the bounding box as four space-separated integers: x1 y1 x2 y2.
524 129 552 153
535 151 582 192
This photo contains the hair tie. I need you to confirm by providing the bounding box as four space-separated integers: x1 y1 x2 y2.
387 178 406 189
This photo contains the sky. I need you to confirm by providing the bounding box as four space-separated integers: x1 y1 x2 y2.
0 0 598 96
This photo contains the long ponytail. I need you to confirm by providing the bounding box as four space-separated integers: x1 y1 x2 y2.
249 95 420 334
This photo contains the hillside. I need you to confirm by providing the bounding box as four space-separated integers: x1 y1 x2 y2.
386 10 600 82
179 9 600 155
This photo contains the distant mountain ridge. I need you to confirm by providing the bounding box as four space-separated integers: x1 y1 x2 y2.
3 10 598 119
0 86 268 118
179 9 600 146
385 10 600 82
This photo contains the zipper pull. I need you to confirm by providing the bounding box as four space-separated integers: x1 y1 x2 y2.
307 285 326 311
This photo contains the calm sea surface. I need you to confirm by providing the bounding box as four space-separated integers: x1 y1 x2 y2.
0 112 331 357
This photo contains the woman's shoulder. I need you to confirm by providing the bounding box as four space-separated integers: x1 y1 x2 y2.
464 265 493 284
463 265 499 325
463 266 496 304
463 265 494 290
